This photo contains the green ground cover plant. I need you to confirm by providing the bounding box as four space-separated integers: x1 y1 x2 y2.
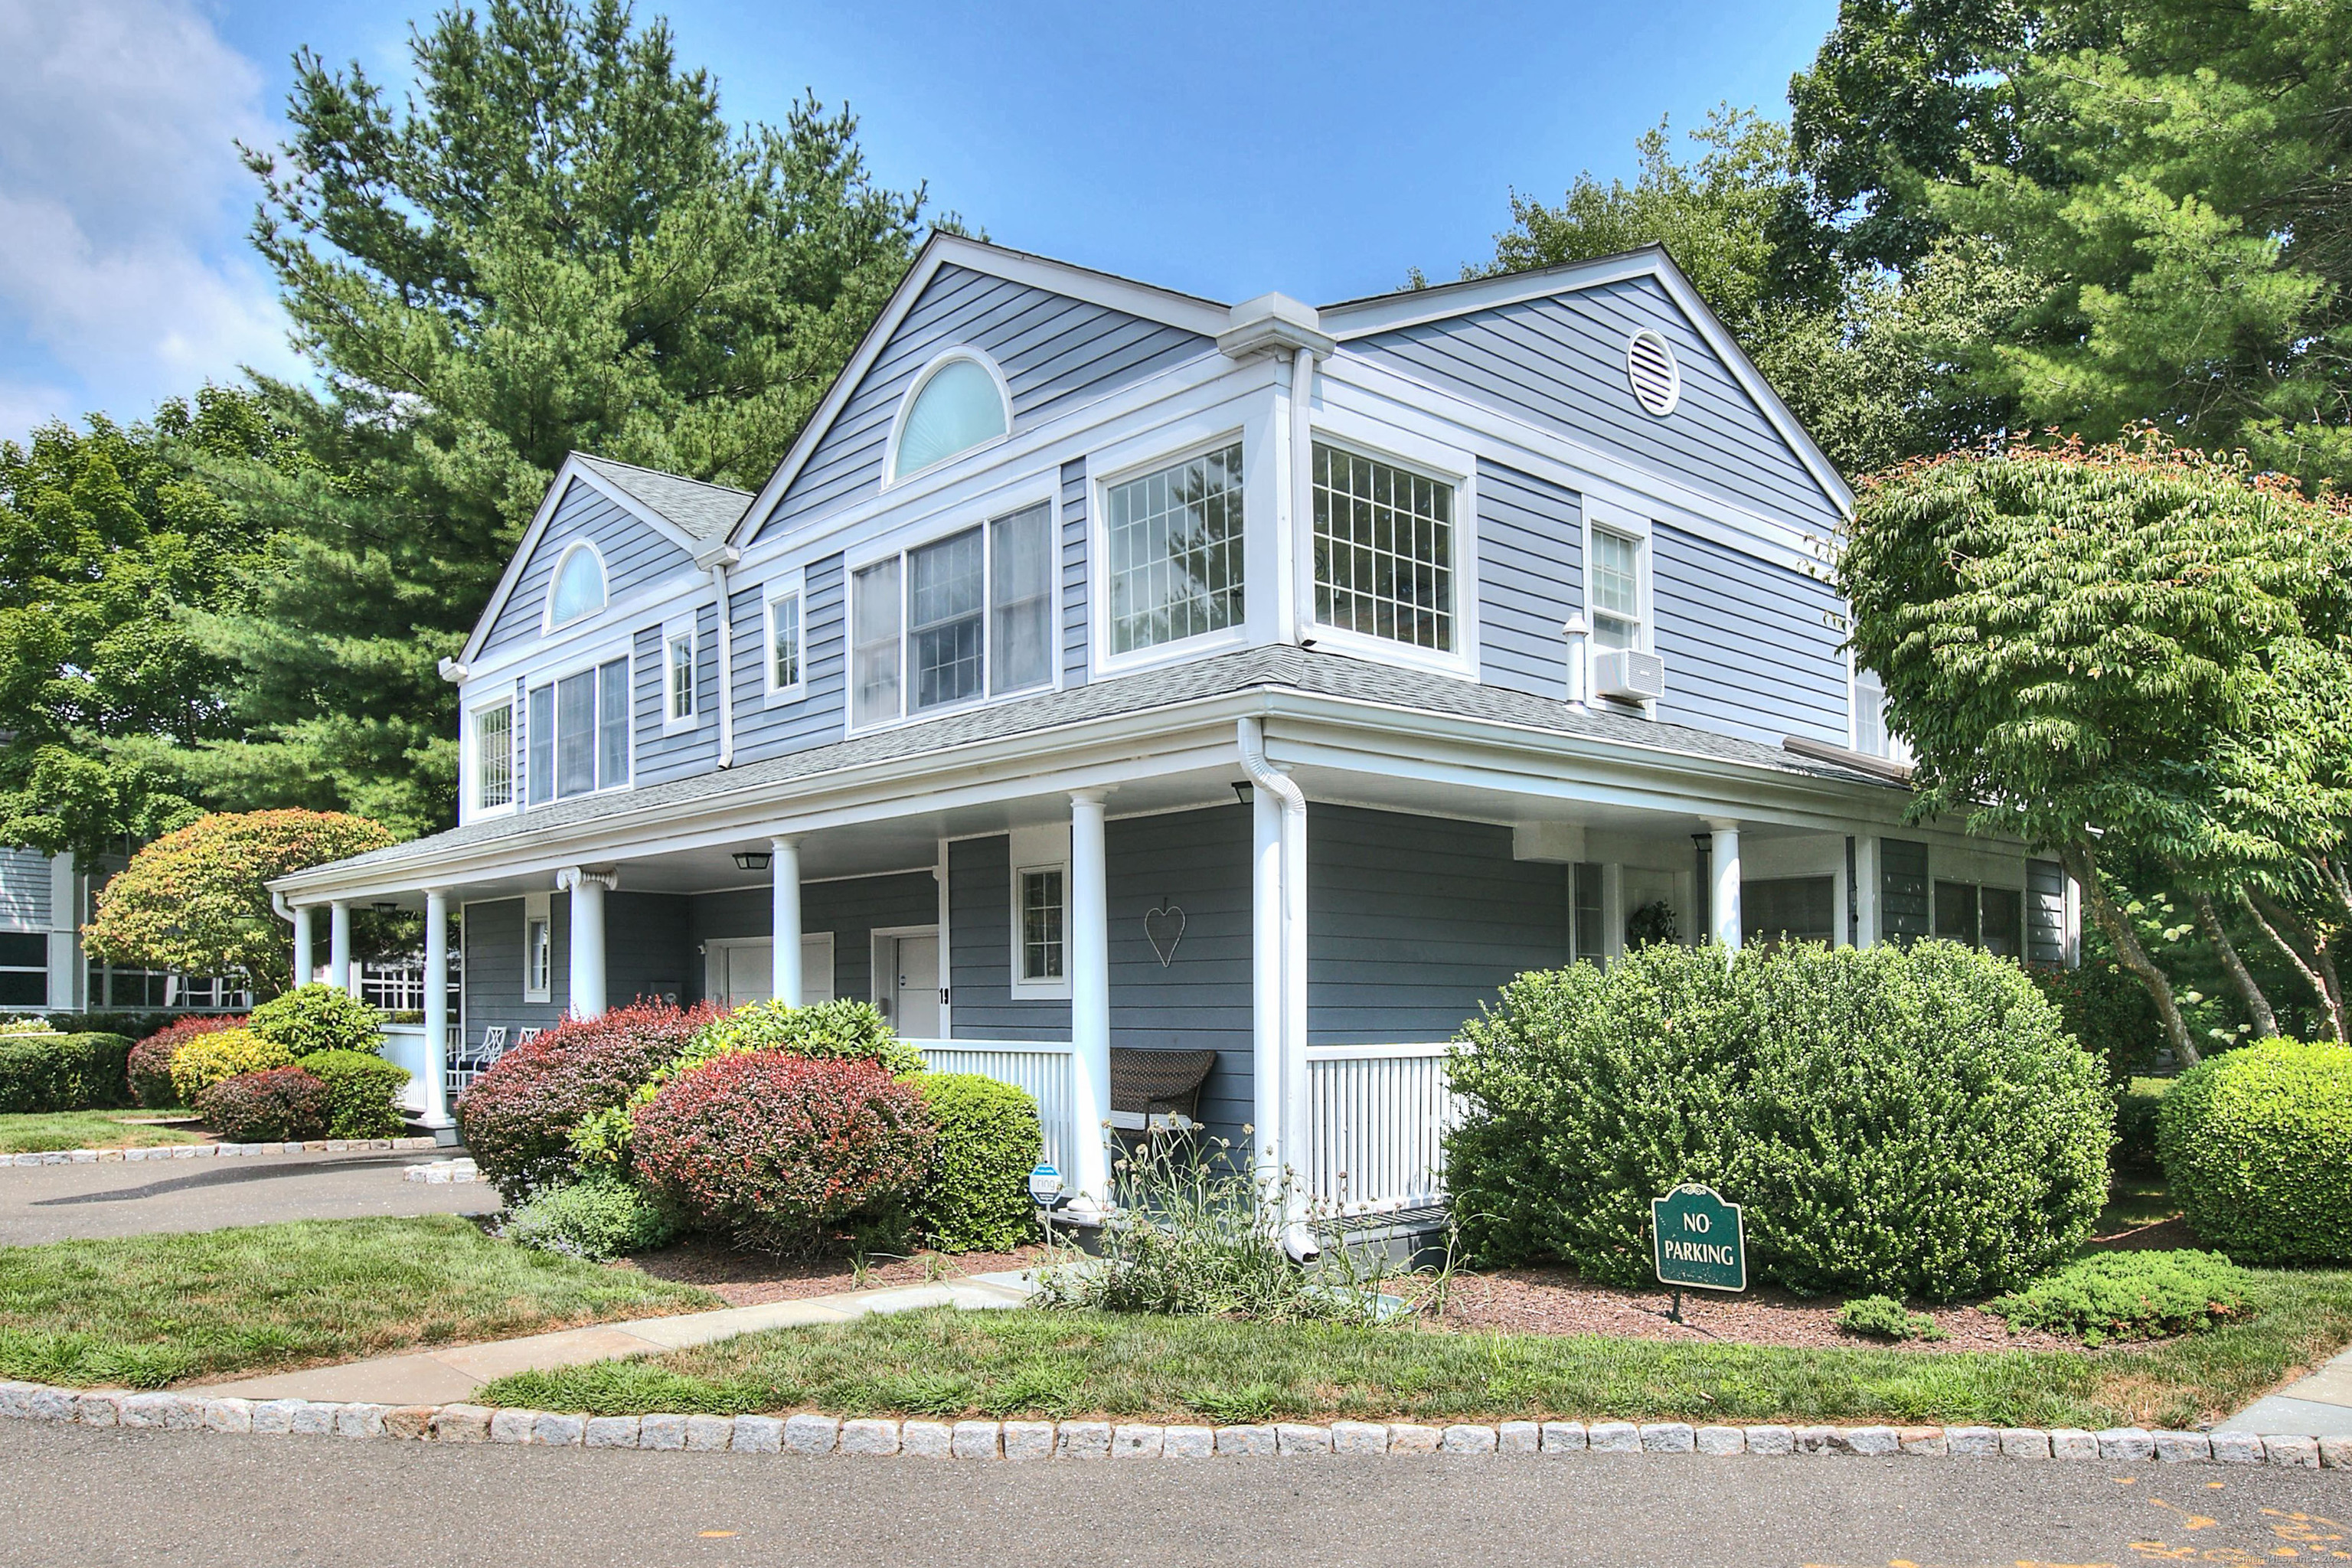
0 1215 717 1388
1986 1250 2253 1346
505 1173 678 1261
1836 1295 1945 1341
479 1264 2352 1430
0 1110 204 1155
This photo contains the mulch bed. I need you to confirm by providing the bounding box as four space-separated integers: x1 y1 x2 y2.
613 1240 1051 1308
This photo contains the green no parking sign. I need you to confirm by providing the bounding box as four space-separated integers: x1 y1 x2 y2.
1651 1183 1746 1293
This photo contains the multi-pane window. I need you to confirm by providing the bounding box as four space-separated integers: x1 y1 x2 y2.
1744 877 1836 948
1592 528 1642 650
526 913 552 1001
850 504 1056 726
1312 443 1454 652
768 591 802 691
474 702 514 810
526 656 629 803
1019 867 1065 983
666 626 695 724
1105 443 1244 655
1935 880 2024 958
0 932 44 1008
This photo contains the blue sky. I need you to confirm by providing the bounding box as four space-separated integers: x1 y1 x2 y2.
0 0 1838 442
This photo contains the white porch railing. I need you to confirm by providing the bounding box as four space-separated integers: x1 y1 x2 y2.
909 1039 1076 1172
1305 1042 1464 1213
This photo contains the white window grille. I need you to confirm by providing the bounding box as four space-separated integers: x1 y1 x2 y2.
665 624 695 724
1019 868 1065 983
474 702 513 810
909 527 985 710
1592 528 1642 651
1311 443 1455 652
768 590 802 693
524 894 552 1004
850 502 1056 727
1105 443 1243 655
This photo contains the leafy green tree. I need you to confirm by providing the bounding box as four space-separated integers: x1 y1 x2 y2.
83 810 395 1000
1840 434 2352 1063
195 0 931 832
0 390 298 861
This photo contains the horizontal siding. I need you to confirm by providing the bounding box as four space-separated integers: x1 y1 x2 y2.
1308 804 1568 1043
755 265 1210 541
482 479 697 655
1350 275 1843 535
605 893 695 1009
632 602 721 786
947 835 1073 1041
459 897 567 1046
1651 522 1848 746
1060 458 1089 688
730 552 847 765
1476 459 1582 701
0 849 50 930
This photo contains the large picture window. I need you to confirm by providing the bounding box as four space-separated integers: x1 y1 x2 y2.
1105 443 1243 656
526 656 629 803
1311 443 1454 652
473 701 514 810
851 503 1054 726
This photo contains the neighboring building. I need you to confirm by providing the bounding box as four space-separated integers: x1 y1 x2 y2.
0 848 251 1016
270 234 2078 1210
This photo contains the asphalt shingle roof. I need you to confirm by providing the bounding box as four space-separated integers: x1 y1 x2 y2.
571 453 750 541
304 646 1893 882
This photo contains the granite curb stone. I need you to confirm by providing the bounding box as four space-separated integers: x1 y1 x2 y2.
4 1136 436 1170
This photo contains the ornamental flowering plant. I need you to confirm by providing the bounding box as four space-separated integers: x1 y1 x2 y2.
194 1064 330 1142
456 1000 717 1200
629 1051 936 1256
127 1014 248 1107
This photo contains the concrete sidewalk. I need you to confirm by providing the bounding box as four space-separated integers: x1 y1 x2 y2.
187 1270 1037 1406
2233 1341 2352 1436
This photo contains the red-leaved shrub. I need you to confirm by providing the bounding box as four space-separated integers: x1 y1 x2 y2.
128 1015 247 1108
195 1064 329 1142
456 1000 717 1198
630 1052 936 1255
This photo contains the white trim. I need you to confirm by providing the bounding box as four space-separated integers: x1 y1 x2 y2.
868 923 942 1035
730 234 1228 550
703 933 838 1007
542 539 609 634
1296 422 1480 681
1625 328 1682 417
523 891 552 1004
763 571 807 700
521 638 635 807
463 693 519 820
1007 823 1073 1001
1088 423 1256 679
661 614 698 734
883 348 1014 489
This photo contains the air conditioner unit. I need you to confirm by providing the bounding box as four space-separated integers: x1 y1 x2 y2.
1592 648 1665 704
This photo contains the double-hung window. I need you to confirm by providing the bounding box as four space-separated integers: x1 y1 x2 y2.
473 701 514 811
1104 443 1243 656
1007 825 1070 998
1020 869 1065 984
664 620 696 728
1591 527 1643 651
526 655 630 803
524 892 552 1003
1311 442 1455 652
851 502 1054 726
767 586 802 694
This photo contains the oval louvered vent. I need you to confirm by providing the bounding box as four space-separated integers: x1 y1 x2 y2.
1626 329 1681 416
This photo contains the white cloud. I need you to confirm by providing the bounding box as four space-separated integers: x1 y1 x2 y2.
0 0 299 435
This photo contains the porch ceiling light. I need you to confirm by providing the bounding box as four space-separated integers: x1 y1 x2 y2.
370 901 400 917
1231 781 1254 805
733 849 773 872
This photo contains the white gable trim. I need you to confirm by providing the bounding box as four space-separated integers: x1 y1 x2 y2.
727 233 1230 550
459 456 709 665
1318 247 1854 518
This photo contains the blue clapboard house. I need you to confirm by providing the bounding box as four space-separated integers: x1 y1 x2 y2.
270 234 2077 1218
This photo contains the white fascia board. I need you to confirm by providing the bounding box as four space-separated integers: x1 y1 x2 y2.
1321 354 1834 578
728 234 1232 552
459 571 707 688
1319 247 1854 521
458 458 710 666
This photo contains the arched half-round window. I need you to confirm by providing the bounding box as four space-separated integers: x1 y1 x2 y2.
890 354 1010 481
547 541 607 627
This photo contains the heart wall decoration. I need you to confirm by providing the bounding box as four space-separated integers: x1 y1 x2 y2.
1144 900 1187 968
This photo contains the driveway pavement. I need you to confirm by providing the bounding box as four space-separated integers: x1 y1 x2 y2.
0 1149 495 1245
2 1423 2347 1567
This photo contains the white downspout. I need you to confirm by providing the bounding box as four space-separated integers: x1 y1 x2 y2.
1238 715 1315 1261
710 559 737 769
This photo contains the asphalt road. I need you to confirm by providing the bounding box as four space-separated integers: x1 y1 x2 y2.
4 1423 2347 1567
0 1149 495 1244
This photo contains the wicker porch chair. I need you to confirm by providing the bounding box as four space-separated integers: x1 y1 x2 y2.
1106 1047 1219 1135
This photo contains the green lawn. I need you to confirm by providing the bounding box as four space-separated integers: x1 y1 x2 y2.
0 1110 206 1155
0 1216 719 1389
479 1266 2352 1429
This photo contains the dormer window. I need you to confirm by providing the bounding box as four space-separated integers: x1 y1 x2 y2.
547 542 606 627
890 353 1010 482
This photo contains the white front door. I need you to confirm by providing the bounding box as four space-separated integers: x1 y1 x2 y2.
879 931 940 1037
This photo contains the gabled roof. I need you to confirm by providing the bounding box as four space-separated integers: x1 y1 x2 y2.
1318 244 1854 516
456 452 749 668
727 231 1233 547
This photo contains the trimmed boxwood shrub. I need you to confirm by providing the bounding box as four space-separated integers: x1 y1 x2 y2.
2158 1038 2352 1263
505 1173 679 1260
456 1001 717 1199
910 1073 1043 1253
298 1049 410 1138
631 1051 935 1255
0 1033 135 1113
168 1028 295 1106
127 1015 247 1108
248 984 384 1058
195 1064 330 1142
1446 940 2111 1300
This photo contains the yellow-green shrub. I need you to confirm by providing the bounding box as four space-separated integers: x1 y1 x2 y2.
168 1028 296 1105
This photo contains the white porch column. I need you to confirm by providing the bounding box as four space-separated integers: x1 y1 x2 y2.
770 837 803 1007
1600 861 1626 962
328 900 353 992
1250 782 1283 1181
292 904 315 991
1853 836 1881 949
1708 818 1743 952
420 890 452 1129
1068 791 1112 1208
557 867 612 1020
